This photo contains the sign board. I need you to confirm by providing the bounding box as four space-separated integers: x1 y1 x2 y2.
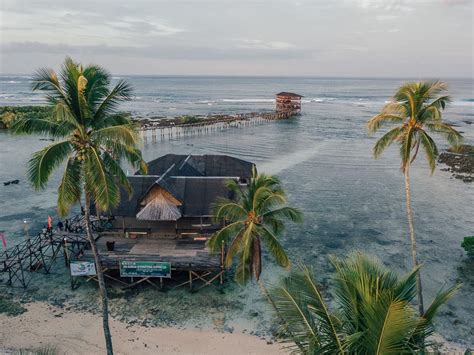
70 260 97 276
119 260 171 278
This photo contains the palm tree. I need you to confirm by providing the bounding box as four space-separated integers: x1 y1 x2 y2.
12 57 146 355
367 81 462 315
268 253 459 354
208 167 303 284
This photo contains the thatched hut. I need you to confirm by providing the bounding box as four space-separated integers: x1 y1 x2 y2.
108 154 254 237
275 92 303 115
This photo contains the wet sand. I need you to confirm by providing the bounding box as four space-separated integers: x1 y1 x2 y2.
0 302 285 355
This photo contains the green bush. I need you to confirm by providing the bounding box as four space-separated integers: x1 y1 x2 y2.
179 115 202 124
0 106 53 129
461 236 474 258
0 295 27 316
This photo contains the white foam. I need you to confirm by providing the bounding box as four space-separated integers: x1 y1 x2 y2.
221 98 275 103
452 100 474 107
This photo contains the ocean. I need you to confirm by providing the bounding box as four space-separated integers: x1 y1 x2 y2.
0 75 473 344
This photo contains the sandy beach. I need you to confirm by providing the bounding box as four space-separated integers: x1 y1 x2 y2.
0 302 285 355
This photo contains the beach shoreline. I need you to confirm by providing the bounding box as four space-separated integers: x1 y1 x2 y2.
0 301 285 355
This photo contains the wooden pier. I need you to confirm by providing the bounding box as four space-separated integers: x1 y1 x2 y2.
138 110 299 143
0 216 226 291
76 233 225 291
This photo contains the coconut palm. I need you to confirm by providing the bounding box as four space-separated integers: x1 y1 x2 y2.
367 81 462 315
208 167 302 284
11 57 146 355
268 253 459 354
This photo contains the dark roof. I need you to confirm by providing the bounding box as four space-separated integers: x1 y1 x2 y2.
112 176 159 217
275 92 304 98
111 154 254 219
143 154 254 178
112 175 231 217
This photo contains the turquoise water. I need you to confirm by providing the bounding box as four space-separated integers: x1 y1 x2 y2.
0 76 473 344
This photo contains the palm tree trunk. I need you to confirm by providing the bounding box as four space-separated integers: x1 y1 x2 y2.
84 192 114 355
404 165 424 315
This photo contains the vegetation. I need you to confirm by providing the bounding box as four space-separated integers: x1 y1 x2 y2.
462 236 474 258
268 253 459 354
179 115 202 124
11 57 147 355
0 295 27 316
14 346 59 355
0 106 52 129
368 81 463 315
208 167 302 284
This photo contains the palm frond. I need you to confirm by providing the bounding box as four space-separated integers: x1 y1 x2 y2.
94 80 132 120
83 65 111 111
269 265 347 354
57 157 82 216
399 128 414 171
258 192 287 214
364 296 420 355
31 67 68 103
213 200 247 221
260 226 290 268
102 151 132 196
92 124 140 147
10 116 74 138
27 141 73 190
83 146 120 212
368 102 406 133
418 130 438 174
263 206 303 223
207 221 244 253
411 284 461 344
393 266 419 302
224 230 245 267
373 126 404 158
425 122 463 148
235 222 255 284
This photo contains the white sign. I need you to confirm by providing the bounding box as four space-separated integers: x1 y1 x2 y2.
70 261 97 276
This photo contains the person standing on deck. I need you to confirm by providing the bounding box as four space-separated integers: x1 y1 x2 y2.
47 215 53 235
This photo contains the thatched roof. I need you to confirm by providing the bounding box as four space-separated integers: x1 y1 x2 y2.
109 154 254 219
112 175 232 218
136 194 182 221
275 92 304 98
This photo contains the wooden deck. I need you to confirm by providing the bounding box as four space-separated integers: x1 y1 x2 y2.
84 235 222 271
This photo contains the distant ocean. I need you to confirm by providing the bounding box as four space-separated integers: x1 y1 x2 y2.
1 75 473 117
0 76 473 344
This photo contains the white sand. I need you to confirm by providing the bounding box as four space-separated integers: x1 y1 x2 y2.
0 302 285 355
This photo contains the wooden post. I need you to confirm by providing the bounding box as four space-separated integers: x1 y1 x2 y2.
220 240 225 285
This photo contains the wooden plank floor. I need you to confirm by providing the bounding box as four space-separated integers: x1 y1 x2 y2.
84 235 221 270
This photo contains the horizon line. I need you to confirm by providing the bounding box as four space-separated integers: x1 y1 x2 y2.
0 73 472 80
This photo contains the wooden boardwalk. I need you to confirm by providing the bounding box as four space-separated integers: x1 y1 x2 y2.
138 110 299 143
0 217 225 291
85 234 221 271
0 216 97 288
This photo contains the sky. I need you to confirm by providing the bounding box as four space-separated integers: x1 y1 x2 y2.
0 0 472 77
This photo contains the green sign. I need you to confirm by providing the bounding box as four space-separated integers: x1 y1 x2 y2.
119 260 171 278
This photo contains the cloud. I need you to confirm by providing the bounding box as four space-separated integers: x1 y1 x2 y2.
441 0 472 5
351 0 414 11
105 17 185 36
375 14 399 21
238 39 296 50
0 41 312 61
